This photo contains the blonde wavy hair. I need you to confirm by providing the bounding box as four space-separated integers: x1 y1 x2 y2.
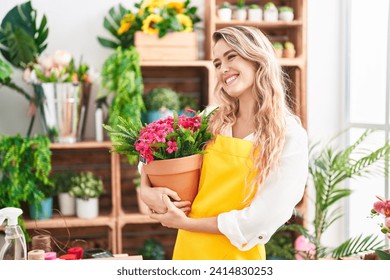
209 26 295 203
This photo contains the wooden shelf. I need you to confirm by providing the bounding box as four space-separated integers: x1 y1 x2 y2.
215 20 303 28
141 60 213 68
24 215 115 229
118 213 160 225
50 141 112 150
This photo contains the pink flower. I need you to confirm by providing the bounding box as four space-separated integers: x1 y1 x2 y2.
373 195 390 217
166 141 178 154
294 235 316 260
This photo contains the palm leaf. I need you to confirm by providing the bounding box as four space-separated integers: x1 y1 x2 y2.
0 1 48 68
331 234 383 259
375 249 390 260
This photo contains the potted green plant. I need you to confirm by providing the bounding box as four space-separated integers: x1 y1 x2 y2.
29 180 56 220
272 42 284 58
234 0 247 21
265 231 295 260
143 87 180 123
278 6 294 22
248 4 263 21
69 172 104 219
283 129 390 259
51 172 78 216
283 41 296 58
218 2 233 21
137 239 165 260
0 134 52 237
263 2 278 22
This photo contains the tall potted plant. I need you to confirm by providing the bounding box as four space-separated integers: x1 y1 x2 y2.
281 129 390 259
0 134 52 238
143 87 180 123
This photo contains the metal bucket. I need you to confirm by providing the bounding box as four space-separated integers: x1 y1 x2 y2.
40 83 81 143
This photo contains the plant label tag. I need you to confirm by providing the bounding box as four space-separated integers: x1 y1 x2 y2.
140 156 147 164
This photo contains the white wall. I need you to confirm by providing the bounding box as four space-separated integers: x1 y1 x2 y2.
0 0 344 244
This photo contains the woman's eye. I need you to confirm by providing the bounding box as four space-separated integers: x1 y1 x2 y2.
227 55 236 61
214 63 221 69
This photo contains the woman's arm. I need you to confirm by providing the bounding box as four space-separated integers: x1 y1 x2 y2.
150 194 220 234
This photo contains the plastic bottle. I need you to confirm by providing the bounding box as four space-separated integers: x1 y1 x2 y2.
0 207 27 260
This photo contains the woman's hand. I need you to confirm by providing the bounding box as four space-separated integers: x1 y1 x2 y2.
150 194 189 229
140 185 182 214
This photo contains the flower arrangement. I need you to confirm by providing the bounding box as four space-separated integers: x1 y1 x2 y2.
23 50 92 84
98 0 201 49
103 109 214 164
370 195 390 238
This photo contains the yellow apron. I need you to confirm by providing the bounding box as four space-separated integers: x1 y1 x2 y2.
172 134 266 260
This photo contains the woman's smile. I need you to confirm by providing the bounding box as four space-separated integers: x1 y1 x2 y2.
224 74 239 86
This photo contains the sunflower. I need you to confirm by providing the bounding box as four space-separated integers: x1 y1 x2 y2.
176 14 193 32
142 14 163 35
167 1 184 13
140 0 167 13
117 13 136 35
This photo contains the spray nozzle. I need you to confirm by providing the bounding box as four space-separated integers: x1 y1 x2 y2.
0 208 23 226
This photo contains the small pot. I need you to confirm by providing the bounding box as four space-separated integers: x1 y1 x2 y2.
234 9 247 21
248 8 263 21
218 8 232 21
76 197 99 219
58 192 76 216
279 11 294 22
264 7 278 22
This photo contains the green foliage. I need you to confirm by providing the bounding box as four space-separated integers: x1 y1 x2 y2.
272 42 283 50
249 4 260 9
0 134 52 208
263 2 276 11
143 88 180 111
279 6 294 13
0 1 48 69
137 239 165 260
51 172 79 193
306 129 390 258
375 249 390 260
69 172 104 199
332 234 383 259
100 46 145 131
237 0 245 9
0 58 12 81
284 41 295 49
179 94 199 110
97 4 133 49
220 2 231 8
265 232 295 260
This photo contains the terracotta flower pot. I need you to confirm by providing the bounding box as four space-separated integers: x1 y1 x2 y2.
142 154 203 202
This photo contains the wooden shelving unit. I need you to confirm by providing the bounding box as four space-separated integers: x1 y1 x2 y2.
20 0 307 258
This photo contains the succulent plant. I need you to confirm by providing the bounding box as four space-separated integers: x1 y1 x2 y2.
220 2 231 9
272 42 284 50
249 4 260 9
69 172 104 199
143 87 180 111
279 6 294 13
284 41 295 49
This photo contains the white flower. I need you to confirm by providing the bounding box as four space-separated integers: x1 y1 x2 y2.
38 54 54 70
53 50 72 67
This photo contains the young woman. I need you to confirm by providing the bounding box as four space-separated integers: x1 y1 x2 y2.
140 26 308 260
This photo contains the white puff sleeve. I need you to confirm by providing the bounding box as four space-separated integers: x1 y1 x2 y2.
217 117 309 251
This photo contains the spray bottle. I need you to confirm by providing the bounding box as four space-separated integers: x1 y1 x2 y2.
0 207 27 260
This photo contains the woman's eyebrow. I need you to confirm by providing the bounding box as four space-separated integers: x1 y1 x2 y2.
212 50 236 64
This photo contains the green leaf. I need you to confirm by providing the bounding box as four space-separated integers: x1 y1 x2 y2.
332 234 383 259
375 249 390 260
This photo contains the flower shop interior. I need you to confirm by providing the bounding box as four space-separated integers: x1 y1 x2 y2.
0 0 389 262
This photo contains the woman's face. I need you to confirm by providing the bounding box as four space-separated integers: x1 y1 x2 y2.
212 39 257 101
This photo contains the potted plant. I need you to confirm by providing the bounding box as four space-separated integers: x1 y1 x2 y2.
282 129 390 259
29 181 56 220
104 109 216 203
283 41 296 58
218 2 233 21
234 0 247 21
0 134 52 238
263 2 278 22
69 172 104 219
278 6 294 22
51 172 78 216
248 4 263 21
265 231 295 260
272 42 284 58
143 88 180 123
137 239 165 260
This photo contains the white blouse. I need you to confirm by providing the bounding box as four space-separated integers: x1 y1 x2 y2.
217 116 308 251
